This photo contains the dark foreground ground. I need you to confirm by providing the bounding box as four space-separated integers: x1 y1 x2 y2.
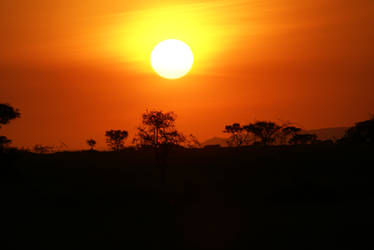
1 145 374 249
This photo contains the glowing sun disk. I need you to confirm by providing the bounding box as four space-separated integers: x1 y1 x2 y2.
151 39 194 79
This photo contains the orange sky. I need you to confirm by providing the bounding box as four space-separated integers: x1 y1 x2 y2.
1 0 373 149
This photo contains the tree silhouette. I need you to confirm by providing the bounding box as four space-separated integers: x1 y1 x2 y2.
243 124 258 144
223 123 247 147
86 139 97 151
0 103 20 128
244 121 281 146
135 110 185 148
105 130 128 152
0 103 20 149
134 110 186 185
281 126 302 144
289 133 318 145
339 116 374 144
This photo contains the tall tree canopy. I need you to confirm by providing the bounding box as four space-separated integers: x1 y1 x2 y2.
223 123 247 147
244 121 281 146
105 130 128 151
135 110 185 148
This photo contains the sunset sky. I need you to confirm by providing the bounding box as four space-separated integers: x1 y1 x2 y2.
1 0 373 149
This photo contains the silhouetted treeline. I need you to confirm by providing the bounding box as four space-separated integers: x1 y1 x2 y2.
223 116 374 147
99 110 198 152
1 102 373 153
223 121 319 146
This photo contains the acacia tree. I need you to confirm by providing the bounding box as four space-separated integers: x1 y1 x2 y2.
243 124 259 144
86 139 97 151
281 126 301 144
244 121 281 146
223 123 247 147
135 110 185 148
105 130 128 151
134 110 185 185
0 103 21 149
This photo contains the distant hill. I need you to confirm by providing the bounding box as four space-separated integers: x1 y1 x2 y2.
201 137 228 147
202 127 349 146
305 127 348 141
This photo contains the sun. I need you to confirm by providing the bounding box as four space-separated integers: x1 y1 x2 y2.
151 39 194 79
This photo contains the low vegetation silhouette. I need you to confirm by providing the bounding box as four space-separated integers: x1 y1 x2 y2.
33 144 55 154
289 133 318 144
86 138 97 151
184 134 201 148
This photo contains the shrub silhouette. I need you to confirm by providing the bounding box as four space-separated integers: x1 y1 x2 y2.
289 133 318 145
86 139 97 151
33 144 55 154
0 136 11 151
184 134 201 148
105 130 128 151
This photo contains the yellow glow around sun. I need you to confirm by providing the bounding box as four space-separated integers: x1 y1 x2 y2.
102 2 239 74
151 39 193 79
